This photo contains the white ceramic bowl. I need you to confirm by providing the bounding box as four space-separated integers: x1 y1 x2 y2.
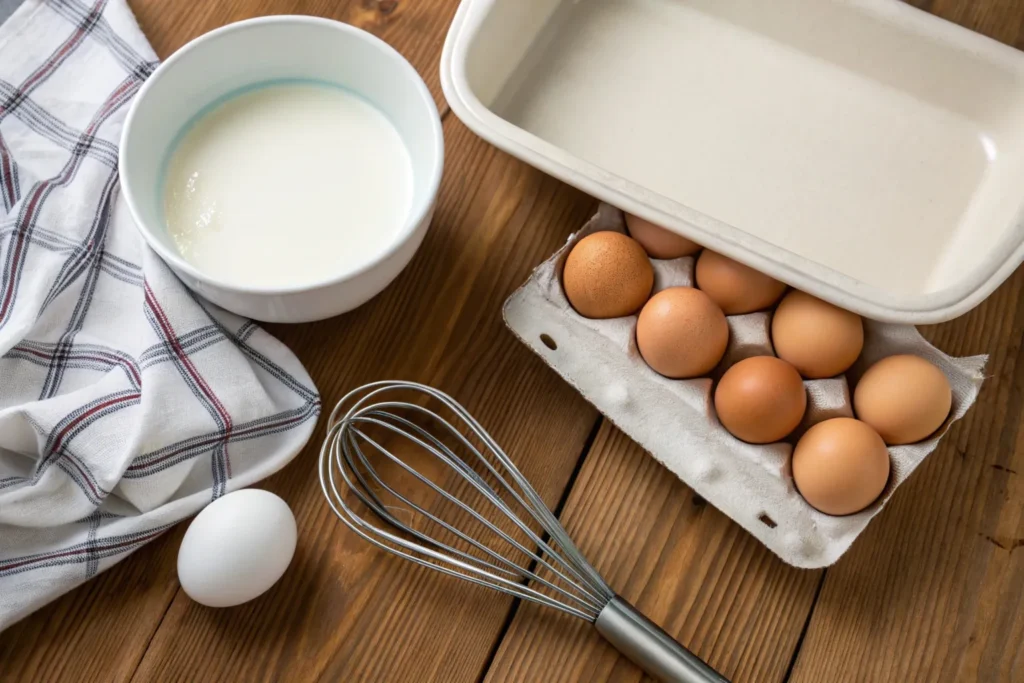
120 16 444 323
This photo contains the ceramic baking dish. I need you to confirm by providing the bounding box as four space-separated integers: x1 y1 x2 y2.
441 0 1024 323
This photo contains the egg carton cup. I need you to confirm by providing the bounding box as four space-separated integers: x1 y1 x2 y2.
504 204 987 568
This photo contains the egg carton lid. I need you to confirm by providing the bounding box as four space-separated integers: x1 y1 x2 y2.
503 204 987 567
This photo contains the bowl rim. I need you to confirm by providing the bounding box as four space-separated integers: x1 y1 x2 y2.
119 15 444 296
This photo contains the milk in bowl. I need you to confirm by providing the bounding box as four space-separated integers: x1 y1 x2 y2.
161 80 414 289
119 17 443 322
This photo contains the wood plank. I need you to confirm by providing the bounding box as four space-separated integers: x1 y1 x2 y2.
484 422 823 683
787 4 1024 681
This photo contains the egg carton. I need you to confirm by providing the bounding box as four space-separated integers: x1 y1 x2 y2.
504 204 987 567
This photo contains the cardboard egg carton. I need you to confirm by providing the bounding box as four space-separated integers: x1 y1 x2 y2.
504 204 987 567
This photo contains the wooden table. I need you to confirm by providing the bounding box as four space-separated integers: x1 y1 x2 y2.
3 1 1023 681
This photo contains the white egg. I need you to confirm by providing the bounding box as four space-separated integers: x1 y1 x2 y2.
177 489 297 607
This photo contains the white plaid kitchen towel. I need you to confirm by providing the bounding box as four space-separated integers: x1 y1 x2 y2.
0 0 321 630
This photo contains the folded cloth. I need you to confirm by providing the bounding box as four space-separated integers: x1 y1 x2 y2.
0 0 320 631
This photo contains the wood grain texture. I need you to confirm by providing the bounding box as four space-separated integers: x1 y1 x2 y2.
5 1 1024 682
484 423 823 683
0 527 185 682
786 5 1024 682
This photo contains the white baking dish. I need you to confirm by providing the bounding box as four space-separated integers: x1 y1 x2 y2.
441 0 1024 323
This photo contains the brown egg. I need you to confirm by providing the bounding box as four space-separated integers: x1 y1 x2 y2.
771 290 864 378
694 250 787 314
854 355 952 445
636 287 728 378
624 213 701 259
562 231 654 319
714 356 807 443
792 418 890 516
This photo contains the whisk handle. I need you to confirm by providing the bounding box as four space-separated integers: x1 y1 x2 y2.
595 596 730 683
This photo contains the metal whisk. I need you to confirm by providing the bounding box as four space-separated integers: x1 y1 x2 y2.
318 381 728 683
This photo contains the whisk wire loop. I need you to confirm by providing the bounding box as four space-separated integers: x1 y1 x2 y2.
341 418 605 614
319 381 614 620
321 419 602 620
318 381 728 683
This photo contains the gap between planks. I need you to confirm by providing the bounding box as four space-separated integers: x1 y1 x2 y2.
781 570 828 682
472 415 607 683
